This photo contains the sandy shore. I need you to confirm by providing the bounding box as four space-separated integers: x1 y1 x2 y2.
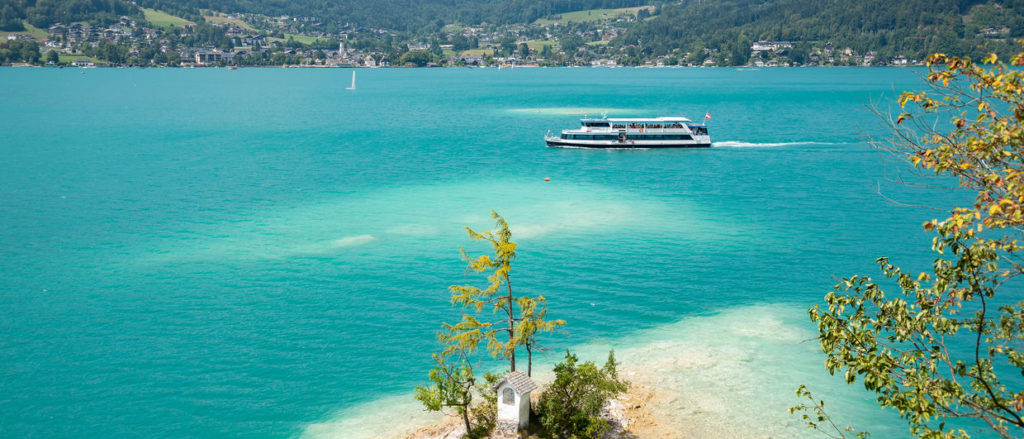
403 368 681 439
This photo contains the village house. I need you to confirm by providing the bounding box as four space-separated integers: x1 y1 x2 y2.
980 27 1008 36
238 34 267 47
750 40 793 52
194 49 226 65
459 54 483 65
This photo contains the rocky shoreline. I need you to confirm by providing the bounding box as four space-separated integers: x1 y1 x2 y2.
404 370 676 439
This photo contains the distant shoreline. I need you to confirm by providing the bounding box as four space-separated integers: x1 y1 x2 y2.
0 64 925 69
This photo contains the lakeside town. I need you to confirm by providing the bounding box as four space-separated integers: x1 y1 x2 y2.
0 5 953 69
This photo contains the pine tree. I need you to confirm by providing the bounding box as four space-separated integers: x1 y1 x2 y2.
442 211 564 374
444 211 522 371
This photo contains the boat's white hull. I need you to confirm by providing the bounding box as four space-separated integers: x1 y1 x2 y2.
545 136 711 148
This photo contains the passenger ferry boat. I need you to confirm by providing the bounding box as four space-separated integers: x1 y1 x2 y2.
545 116 711 148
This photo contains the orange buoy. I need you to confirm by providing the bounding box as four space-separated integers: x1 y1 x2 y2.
544 177 550 182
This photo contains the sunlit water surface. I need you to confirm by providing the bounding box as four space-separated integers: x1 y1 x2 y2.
0 67 975 438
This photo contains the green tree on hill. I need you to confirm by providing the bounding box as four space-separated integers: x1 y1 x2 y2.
0 40 40 64
0 4 25 31
398 49 434 66
518 42 529 59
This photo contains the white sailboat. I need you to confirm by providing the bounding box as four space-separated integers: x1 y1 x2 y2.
346 71 356 90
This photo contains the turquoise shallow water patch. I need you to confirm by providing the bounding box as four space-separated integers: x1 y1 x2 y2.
133 178 741 265
306 303 904 439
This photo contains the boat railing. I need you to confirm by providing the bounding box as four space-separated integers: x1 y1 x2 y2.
622 127 693 133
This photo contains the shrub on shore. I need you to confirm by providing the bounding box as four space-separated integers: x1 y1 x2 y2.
537 350 628 439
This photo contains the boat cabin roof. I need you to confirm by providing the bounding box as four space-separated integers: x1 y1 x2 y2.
581 117 693 123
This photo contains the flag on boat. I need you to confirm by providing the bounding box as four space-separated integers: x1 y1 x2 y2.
705 112 712 120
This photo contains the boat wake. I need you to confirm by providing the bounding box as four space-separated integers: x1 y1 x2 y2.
712 140 845 148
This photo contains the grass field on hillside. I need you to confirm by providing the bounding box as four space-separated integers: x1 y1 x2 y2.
142 8 193 27
458 48 493 57
0 22 50 41
534 6 653 25
203 12 253 30
526 40 556 50
269 33 327 44
58 55 106 65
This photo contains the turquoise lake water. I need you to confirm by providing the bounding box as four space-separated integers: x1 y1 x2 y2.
0 67 974 437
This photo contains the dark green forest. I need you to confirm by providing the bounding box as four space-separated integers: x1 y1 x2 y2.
1 0 141 30
614 0 1024 63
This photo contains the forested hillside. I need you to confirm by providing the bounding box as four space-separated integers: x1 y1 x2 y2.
5 0 1022 55
1 0 142 30
3 0 1023 67
615 0 1024 63
1 0 646 32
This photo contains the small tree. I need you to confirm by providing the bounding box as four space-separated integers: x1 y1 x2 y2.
442 211 520 371
516 295 565 377
443 212 565 374
538 350 628 439
801 41 1024 438
414 347 477 433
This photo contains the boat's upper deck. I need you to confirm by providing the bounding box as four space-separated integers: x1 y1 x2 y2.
570 116 707 135
581 117 693 124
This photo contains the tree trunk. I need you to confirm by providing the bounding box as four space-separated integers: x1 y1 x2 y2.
461 407 471 434
507 276 516 372
527 343 532 377
509 320 516 372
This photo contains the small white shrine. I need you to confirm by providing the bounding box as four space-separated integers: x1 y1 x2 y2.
493 370 538 433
